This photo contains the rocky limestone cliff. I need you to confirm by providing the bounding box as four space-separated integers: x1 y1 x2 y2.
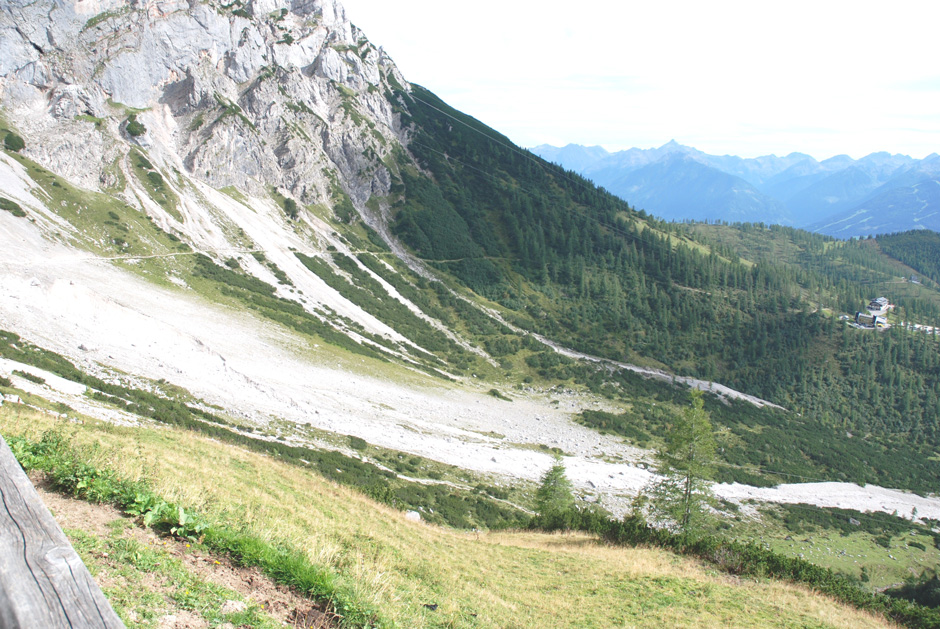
0 0 409 210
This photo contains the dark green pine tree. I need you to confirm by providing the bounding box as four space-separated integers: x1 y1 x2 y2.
534 455 576 529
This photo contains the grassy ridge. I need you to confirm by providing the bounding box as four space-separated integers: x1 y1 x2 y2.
529 503 940 628
599 516 940 629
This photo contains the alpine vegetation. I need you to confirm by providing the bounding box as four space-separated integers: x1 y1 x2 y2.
2 0 940 626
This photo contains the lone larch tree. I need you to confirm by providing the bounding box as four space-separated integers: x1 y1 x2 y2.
651 389 718 531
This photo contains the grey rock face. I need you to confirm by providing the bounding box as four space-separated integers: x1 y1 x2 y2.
0 0 410 209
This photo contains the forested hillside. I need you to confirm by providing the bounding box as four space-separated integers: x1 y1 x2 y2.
877 231 940 285
380 87 940 486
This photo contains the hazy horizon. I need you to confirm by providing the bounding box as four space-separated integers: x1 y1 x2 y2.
341 0 940 161
528 140 938 163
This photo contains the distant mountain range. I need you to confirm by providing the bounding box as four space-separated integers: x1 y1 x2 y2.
532 141 940 238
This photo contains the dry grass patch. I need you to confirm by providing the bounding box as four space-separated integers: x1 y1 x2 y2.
1 404 895 628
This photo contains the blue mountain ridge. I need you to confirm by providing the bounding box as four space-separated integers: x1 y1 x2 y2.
531 141 934 237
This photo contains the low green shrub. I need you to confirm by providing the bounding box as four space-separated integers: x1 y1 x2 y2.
776 502 918 540
888 575 940 610
125 114 146 137
487 388 511 401
0 197 27 217
4 132 25 152
12 369 45 385
283 198 298 220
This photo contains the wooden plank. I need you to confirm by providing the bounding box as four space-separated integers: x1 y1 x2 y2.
0 435 124 628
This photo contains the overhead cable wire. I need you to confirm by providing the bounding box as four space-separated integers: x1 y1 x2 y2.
405 138 671 252
408 94 593 192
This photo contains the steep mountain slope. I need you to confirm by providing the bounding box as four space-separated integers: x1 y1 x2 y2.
0 0 481 370
809 177 940 237
784 154 915 228
785 166 885 225
0 0 400 205
807 157 940 237
2 0 940 548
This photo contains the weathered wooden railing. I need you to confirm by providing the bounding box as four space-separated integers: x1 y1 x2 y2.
0 435 124 628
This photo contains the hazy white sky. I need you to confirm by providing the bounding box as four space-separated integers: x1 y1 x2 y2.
339 0 940 160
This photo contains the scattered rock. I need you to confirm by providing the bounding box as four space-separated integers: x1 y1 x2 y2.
404 510 421 522
219 600 247 615
157 611 209 629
